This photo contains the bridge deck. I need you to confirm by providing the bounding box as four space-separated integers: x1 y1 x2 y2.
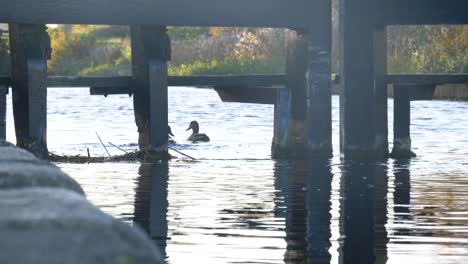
0 0 466 28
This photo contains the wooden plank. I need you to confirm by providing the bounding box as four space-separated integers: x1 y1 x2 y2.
47 76 131 87
386 74 468 85
169 75 287 87
0 0 309 28
0 76 10 86
215 86 277 105
384 0 468 25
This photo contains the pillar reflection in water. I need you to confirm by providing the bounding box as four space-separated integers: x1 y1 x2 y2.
133 162 169 257
392 159 412 237
274 159 333 264
339 161 389 264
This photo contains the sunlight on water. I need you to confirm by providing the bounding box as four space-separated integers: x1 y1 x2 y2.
5 87 468 263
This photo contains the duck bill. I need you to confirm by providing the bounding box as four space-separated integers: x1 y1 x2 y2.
185 127 191 131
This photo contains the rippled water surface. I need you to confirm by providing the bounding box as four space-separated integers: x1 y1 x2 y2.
6 87 468 263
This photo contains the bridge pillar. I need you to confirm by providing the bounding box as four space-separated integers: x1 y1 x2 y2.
391 85 416 158
306 0 333 158
339 0 387 160
131 26 171 159
0 85 6 140
272 32 308 158
9 24 50 158
374 24 389 158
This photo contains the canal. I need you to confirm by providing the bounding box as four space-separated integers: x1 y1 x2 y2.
6 87 468 263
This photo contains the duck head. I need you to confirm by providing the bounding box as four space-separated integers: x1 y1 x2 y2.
186 120 199 134
168 125 174 137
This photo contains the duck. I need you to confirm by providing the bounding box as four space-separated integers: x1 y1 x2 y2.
168 125 176 144
186 121 210 142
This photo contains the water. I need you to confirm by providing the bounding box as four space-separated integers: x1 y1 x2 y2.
5 87 468 263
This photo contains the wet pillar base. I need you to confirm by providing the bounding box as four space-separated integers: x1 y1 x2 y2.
131 25 171 160
9 24 50 158
391 85 416 158
272 32 308 158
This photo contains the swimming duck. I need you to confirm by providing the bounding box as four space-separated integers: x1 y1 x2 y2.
186 121 210 142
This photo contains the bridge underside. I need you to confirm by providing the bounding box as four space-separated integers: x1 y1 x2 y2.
0 0 467 28
0 0 467 159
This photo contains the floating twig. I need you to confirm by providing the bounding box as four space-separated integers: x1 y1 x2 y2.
87 148 91 159
95 132 111 158
108 141 129 154
168 146 196 160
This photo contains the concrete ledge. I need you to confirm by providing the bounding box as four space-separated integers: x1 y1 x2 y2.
0 188 163 264
0 145 37 161
0 142 164 263
0 161 84 194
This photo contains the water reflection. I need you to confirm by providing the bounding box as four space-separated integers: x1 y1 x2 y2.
393 160 412 237
133 162 169 257
274 158 391 264
339 161 389 264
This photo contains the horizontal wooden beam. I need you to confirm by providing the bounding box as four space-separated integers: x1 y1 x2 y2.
0 0 309 28
0 76 10 87
386 74 468 85
47 76 131 87
384 0 468 25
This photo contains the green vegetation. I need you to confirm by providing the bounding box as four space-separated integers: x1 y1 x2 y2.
388 25 467 73
0 34 9 75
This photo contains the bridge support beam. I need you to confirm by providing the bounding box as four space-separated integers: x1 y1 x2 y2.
0 85 6 140
131 26 171 159
306 0 333 158
339 0 387 160
374 24 389 158
9 24 50 158
391 85 416 158
272 32 307 158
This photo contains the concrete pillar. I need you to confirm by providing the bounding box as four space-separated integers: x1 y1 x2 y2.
9 24 50 158
131 26 170 159
0 85 6 140
272 32 307 158
373 25 389 158
339 0 382 159
391 85 416 158
306 0 333 158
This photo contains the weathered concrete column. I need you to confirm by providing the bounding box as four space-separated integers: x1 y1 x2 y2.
306 0 333 158
131 26 170 159
272 32 308 158
339 0 382 159
0 85 6 140
373 24 389 158
391 85 416 158
9 24 50 158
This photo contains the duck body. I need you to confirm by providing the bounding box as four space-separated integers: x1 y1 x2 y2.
186 121 210 142
187 133 210 142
